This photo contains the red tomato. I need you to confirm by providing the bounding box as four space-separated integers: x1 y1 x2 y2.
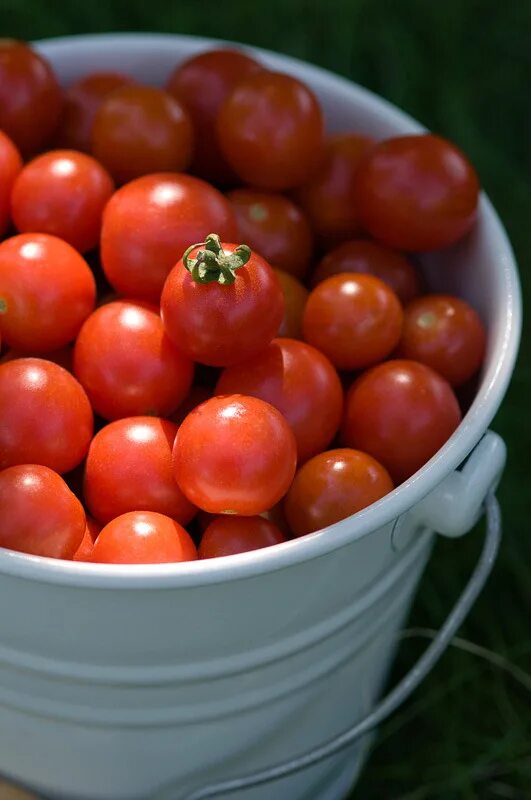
161 235 284 367
227 189 313 278
311 239 421 304
396 294 486 386
73 517 101 562
274 269 309 339
73 300 194 421
217 71 324 190
284 448 393 536
84 417 197 525
355 134 479 251
342 360 462 482
0 130 22 237
0 40 63 155
11 150 114 253
295 133 374 245
91 84 193 184
0 233 96 352
90 511 197 564
216 338 343 462
0 464 85 558
199 515 285 558
0 358 93 473
173 395 297 515
101 173 237 302
55 72 134 152
166 48 262 184
303 273 403 370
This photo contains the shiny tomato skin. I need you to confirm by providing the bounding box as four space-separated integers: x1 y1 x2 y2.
90 511 198 564
91 84 193 184
11 150 114 253
199 515 285 559
0 358 93 473
160 245 284 367
73 300 194 421
55 72 134 152
303 273 403 370
295 133 374 246
0 233 96 353
173 395 297 515
0 40 63 155
355 134 479 251
311 239 421 304
0 464 86 559
84 417 197 525
397 294 486 386
217 71 324 191
284 448 393 537
216 338 343 462
0 130 23 237
166 48 262 184
342 359 462 483
227 190 314 278
274 269 309 339
101 173 238 302
73 517 101 562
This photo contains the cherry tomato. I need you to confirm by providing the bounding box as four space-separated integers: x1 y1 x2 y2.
284 448 393 537
0 233 96 352
311 239 421 304
173 395 297 515
101 173 237 302
73 300 194 421
84 417 197 525
0 130 22 237
91 84 193 184
161 235 284 367
341 360 462 482
227 189 313 278
303 273 403 370
166 48 262 184
216 338 343 462
90 511 197 564
217 71 324 190
396 294 486 386
0 40 63 155
295 133 374 245
55 72 134 152
73 517 101 562
0 464 85 558
355 134 479 251
199 515 285 559
274 269 309 339
11 150 114 253
0 358 93 473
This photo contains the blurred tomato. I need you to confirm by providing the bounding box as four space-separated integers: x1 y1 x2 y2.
0 131 22 237
274 269 309 339
199 515 285 558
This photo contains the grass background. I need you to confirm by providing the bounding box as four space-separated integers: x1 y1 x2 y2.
2 1 531 797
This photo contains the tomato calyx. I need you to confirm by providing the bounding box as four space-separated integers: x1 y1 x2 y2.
0 298 7 314
182 233 251 285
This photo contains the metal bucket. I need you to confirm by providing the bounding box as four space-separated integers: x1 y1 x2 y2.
0 33 521 800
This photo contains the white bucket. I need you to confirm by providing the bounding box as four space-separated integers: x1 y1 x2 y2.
0 34 522 800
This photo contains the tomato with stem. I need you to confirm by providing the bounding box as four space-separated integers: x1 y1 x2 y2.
161 234 284 367
199 515 285 558
173 395 297 515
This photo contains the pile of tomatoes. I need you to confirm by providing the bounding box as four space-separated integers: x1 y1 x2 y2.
0 40 486 565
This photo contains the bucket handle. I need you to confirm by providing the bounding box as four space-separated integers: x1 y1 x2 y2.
179 491 501 800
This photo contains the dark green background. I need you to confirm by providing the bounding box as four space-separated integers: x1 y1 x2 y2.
2 1 530 797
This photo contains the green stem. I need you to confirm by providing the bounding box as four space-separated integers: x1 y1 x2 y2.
182 233 251 286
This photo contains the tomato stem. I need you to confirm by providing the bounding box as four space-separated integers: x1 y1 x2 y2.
0 298 7 314
182 233 251 286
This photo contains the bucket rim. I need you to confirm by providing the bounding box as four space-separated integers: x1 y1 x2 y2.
0 32 522 588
